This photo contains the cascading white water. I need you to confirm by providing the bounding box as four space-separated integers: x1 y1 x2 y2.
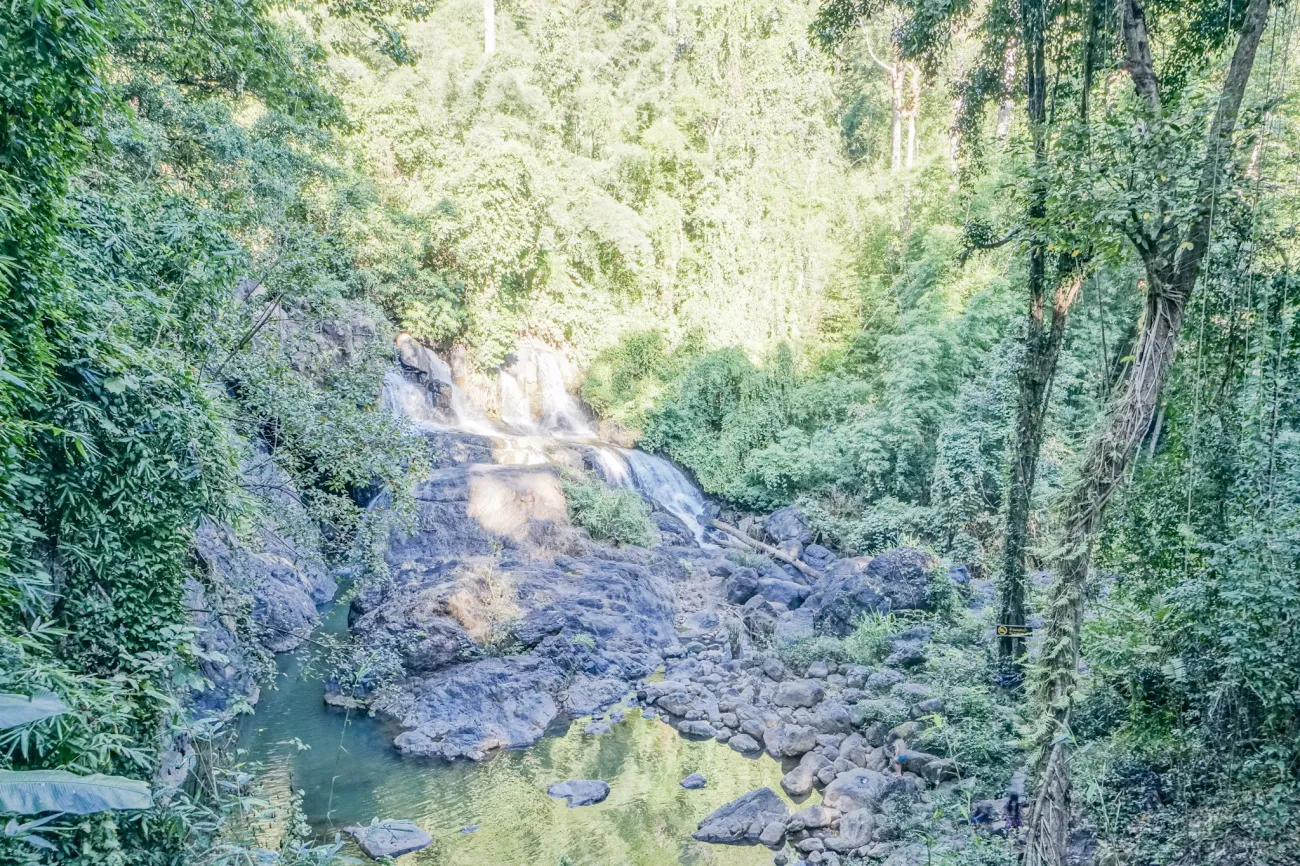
623 449 710 543
382 370 442 430
537 351 593 436
498 371 535 431
386 342 711 544
590 445 708 543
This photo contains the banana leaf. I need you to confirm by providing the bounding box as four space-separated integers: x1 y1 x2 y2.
0 770 152 815
0 693 68 730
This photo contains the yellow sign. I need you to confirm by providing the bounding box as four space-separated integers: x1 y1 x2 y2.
997 625 1033 638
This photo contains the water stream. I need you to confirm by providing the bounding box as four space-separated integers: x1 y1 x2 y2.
242 344 777 863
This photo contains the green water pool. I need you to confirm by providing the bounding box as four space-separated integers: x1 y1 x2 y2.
239 601 793 865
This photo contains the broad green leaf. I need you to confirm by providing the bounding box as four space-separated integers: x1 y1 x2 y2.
0 770 152 815
0 693 68 730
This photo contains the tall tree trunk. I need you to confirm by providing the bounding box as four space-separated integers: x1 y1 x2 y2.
998 0 1052 665
891 65 903 170
906 64 921 170
484 0 495 56
1022 0 1273 860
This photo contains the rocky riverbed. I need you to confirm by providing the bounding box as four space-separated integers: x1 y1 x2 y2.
316 370 1004 866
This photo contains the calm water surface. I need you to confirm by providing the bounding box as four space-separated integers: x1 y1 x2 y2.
240 601 792 865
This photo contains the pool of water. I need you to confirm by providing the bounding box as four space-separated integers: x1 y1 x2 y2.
240 601 792 865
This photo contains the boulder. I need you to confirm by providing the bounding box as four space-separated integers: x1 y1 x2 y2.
343 819 433 860
789 804 840 830
822 769 909 813
678 720 717 738
773 680 825 708
764 723 818 758
547 779 611 807
802 544 837 571
806 660 830 678
813 701 853 734
781 765 815 798
812 548 940 637
758 578 811 609
728 733 763 754
759 820 787 848
692 788 789 844
764 507 813 546
826 809 874 852
725 568 762 605
680 773 708 790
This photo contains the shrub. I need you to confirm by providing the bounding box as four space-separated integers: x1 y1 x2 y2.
561 474 656 547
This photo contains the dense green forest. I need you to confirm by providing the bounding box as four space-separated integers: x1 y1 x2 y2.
1 0 1298 862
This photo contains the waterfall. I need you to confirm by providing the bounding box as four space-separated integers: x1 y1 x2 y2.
589 445 634 488
382 370 442 430
537 351 592 436
591 446 708 543
498 370 535 430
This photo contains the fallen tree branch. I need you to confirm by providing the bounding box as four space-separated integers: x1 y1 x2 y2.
709 519 821 581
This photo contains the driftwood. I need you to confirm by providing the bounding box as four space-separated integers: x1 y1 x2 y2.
709 519 821 581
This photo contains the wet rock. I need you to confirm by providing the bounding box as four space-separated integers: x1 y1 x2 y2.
343 819 433 859
388 656 562 760
774 680 825 708
583 720 611 735
729 733 763 754
821 769 909 813
692 788 789 845
790 804 840 830
564 675 627 715
547 779 611 807
796 837 825 853
681 773 708 790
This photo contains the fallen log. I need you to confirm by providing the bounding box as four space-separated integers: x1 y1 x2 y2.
709 519 821 581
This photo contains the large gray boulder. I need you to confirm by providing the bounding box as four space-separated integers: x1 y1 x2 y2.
773 679 825 708
547 779 611 807
343 819 433 859
758 578 811 608
765 507 812 546
692 788 789 844
810 548 941 637
821 769 909 813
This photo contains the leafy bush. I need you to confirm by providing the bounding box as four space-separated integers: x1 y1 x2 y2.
561 474 656 547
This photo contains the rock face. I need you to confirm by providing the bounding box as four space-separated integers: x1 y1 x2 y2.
353 460 682 759
547 779 611 807
190 452 335 711
343 819 433 860
809 547 940 637
680 773 708 790
692 788 789 844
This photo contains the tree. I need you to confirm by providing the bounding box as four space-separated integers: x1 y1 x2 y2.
1022 0 1276 860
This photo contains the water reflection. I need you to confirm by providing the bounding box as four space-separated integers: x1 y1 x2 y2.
241 605 789 866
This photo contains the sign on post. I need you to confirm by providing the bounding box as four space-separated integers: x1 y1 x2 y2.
996 624 1033 638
